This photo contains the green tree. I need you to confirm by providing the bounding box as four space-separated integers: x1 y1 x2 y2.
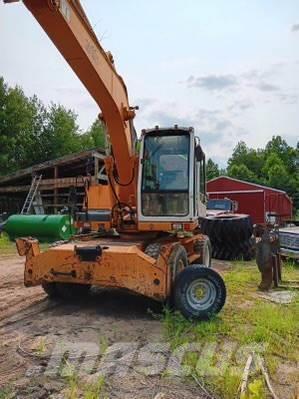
262 152 282 177
0 77 109 176
268 163 291 189
227 141 264 181
223 135 298 210
41 104 82 160
206 158 220 180
80 119 106 149
0 78 46 174
265 135 298 175
263 152 298 198
228 163 256 182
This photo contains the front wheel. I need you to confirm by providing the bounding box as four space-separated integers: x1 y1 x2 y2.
174 265 226 320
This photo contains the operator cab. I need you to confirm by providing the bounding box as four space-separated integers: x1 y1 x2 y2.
138 126 206 224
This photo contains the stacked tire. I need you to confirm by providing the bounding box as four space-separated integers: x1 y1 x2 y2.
201 214 254 261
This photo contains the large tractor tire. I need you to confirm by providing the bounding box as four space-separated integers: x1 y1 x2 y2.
201 214 254 261
174 265 226 320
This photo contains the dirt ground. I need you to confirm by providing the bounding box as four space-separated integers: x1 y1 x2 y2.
0 254 216 399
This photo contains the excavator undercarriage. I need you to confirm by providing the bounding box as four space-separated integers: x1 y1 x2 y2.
16 232 226 319
16 233 209 302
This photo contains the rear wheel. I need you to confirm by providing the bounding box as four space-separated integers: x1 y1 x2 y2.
42 282 91 299
145 242 188 284
193 238 212 267
203 238 212 267
168 245 188 283
55 283 91 299
174 265 226 320
42 282 58 298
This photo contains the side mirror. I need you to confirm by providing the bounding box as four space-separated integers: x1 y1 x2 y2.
195 145 205 162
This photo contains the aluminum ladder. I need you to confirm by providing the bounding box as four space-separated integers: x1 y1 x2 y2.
21 174 43 214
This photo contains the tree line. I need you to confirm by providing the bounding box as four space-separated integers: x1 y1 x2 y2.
0 77 298 208
0 77 105 175
207 138 299 209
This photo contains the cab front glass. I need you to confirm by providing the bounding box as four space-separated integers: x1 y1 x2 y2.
141 133 190 217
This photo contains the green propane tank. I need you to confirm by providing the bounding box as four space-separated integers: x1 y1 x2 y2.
4 214 76 242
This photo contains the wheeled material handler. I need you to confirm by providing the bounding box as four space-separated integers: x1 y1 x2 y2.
5 0 226 320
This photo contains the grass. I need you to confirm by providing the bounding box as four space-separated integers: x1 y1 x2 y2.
83 377 106 399
0 233 15 254
33 337 47 355
0 233 50 256
0 387 14 399
60 360 107 399
163 260 299 399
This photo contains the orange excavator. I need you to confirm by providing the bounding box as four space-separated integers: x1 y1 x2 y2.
5 0 226 319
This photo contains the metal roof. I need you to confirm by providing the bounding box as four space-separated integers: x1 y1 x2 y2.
208 175 287 194
0 148 105 185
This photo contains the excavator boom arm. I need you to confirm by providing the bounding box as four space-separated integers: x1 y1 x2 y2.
5 0 136 183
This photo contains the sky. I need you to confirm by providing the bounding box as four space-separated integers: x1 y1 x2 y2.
1 0 298 166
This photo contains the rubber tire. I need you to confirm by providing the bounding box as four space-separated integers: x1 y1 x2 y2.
193 237 212 267
145 243 188 279
168 245 188 282
165 245 188 308
42 282 59 298
241 237 256 261
201 215 254 261
203 238 212 267
144 242 162 259
55 283 91 299
174 265 226 320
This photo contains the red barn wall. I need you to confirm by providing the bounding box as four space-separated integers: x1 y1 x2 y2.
265 192 292 219
209 191 265 224
207 177 293 224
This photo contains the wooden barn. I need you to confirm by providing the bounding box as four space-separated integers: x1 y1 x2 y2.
0 149 106 216
207 176 293 224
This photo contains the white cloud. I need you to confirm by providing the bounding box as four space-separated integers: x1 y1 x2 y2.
186 74 238 91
